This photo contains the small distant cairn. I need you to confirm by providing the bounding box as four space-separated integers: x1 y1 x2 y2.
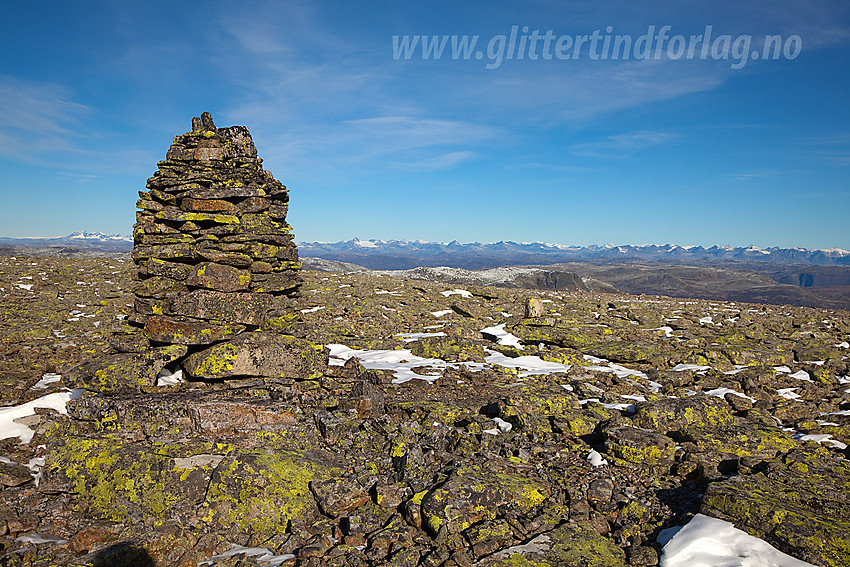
129 112 307 382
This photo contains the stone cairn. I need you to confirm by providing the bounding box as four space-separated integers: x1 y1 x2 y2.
128 112 309 383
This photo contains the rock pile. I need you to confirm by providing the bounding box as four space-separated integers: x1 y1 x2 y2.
130 112 304 381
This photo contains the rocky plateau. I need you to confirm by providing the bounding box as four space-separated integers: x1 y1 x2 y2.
0 255 847 566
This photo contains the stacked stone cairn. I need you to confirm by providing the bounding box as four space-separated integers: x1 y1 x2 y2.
120 112 322 385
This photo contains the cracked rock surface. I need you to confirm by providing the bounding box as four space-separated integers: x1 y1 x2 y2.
0 259 848 566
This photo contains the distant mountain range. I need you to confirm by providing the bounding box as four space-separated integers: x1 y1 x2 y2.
298 240 850 310
2 233 849 309
299 239 850 269
0 232 133 256
2 234 849 268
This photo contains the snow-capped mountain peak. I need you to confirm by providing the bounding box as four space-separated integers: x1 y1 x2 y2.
68 231 132 242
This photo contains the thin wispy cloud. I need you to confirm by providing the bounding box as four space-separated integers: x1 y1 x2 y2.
205 5 500 178
571 130 679 158
240 115 496 180
0 76 90 161
390 150 477 171
810 151 850 166
731 170 788 181
797 132 850 166
739 0 850 49
342 116 496 152
440 58 728 126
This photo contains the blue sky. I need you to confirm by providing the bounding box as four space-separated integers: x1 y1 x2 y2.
0 1 848 248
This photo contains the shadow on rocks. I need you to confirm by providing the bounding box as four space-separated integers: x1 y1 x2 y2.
655 482 704 531
92 543 156 567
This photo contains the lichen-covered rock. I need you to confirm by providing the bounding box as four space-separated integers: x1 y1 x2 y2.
187 400 300 433
701 445 850 567
500 379 580 427
314 409 362 447
142 314 246 345
408 336 486 362
41 437 215 524
310 477 371 517
678 417 797 471
201 450 342 539
603 425 676 467
185 262 252 292
474 521 627 566
165 289 281 326
339 380 386 417
509 322 608 349
182 332 326 380
0 462 34 487
418 465 552 539
553 409 601 437
631 394 734 432
4 258 850 566
584 340 660 364
64 345 187 393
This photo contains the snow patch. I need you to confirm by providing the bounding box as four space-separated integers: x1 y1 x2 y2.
328 345 446 384
200 545 296 567
671 364 711 372
660 513 817 567
480 323 524 349
156 366 184 387
579 399 636 413
0 390 84 443
31 373 62 390
395 332 447 343
777 388 801 400
300 306 326 314
587 449 608 467
792 433 847 450
173 454 225 469
15 533 68 545
789 370 812 382
705 387 755 402
483 349 571 377
441 288 472 298
583 362 648 380
430 309 453 317
492 534 552 558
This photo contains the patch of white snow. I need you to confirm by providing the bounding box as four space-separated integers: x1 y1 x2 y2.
0 390 84 443
480 323 524 349
31 373 62 390
441 289 472 298
587 449 608 467
660 513 816 567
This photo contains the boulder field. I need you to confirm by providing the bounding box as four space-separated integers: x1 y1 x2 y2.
0 257 847 566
